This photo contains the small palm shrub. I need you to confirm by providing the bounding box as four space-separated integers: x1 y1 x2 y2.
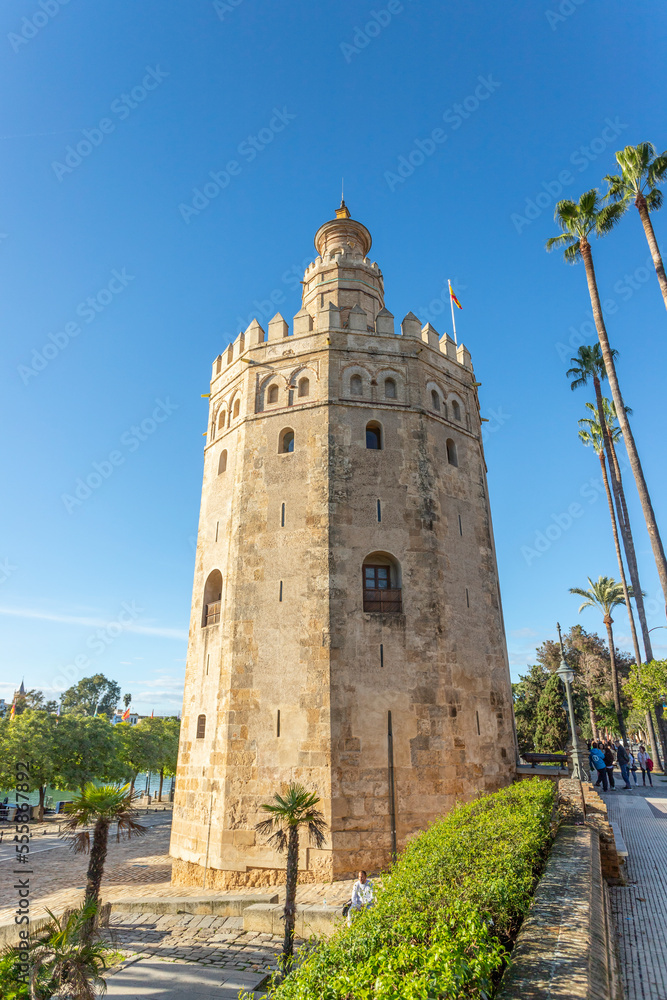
254 779 555 1000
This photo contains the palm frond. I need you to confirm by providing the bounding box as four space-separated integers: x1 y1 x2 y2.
646 188 663 212
596 201 625 236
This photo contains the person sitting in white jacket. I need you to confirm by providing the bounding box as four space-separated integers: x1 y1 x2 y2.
347 870 374 926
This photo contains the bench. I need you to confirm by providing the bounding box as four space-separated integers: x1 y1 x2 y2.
521 752 568 767
610 821 628 859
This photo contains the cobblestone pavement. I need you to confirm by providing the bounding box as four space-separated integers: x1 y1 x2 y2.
603 776 667 1000
103 913 283 974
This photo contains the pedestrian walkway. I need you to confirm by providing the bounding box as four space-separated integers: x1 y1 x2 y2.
105 957 268 998
602 777 667 1000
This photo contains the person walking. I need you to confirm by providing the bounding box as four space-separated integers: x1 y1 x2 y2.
637 745 653 787
604 742 616 789
346 870 374 926
615 741 633 789
627 748 639 785
589 742 608 791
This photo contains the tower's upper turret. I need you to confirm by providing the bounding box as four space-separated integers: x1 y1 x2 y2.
302 201 384 328
313 199 372 258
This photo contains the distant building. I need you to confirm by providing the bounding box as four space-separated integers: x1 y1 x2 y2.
111 711 139 726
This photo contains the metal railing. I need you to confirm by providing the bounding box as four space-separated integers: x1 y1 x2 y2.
363 588 402 613
204 601 221 626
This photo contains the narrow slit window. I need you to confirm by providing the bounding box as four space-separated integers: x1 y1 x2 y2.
458 514 462 536
206 654 209 676
277 709 281 737
380 643 384 668
466 588 470 608
476 710 481 736
281 502 285 527
215 521 219 542
279 581 283 602
377 499 382 522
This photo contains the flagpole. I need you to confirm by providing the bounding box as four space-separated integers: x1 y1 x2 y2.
448 279 458 345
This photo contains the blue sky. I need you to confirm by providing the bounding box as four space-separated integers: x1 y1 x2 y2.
1 0 666 713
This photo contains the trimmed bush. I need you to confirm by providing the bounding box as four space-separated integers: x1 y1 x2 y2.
258 779 554 1000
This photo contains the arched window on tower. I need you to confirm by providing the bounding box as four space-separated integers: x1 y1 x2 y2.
366 422 382 450
268 384 279 404
446 439 458 467
362 552 402 613
350 374 363 396
452 400 461 421
218 450 227 475
233 398 240 419
196 714 206 739
431 389 440 411
298 377 310 398
384 378 397 399
217 410 227 432
279 428 295 453
202 570 222 626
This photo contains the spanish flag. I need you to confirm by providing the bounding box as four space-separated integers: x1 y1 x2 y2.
122 707 131 721
9 700 16 720
449 281 463 310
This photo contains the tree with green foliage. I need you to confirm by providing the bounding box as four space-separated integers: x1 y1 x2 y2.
626 659 667 715
60 674 121 718
54 715 126 793
604 142 667 311
116 720 163 794
10 687 58 716
61 784 145 941
533 673 569 753
547 191 667 617
255 784 327 974
512 664 549 757
0 711 60 820
570 576 631 740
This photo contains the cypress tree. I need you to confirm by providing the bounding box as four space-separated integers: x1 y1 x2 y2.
534 673 569 752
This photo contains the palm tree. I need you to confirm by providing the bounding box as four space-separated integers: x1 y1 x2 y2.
604 142 667 311
567 347 650 646
61 783 146 940
255 783 327 974
569 575 631 740
548 191 667 617
28 903 109 1000
578 403 663 765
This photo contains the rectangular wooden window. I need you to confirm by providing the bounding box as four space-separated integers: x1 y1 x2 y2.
363 566 401 612
196 714 206 739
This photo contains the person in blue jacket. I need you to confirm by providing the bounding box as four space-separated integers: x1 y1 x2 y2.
589 742 608 791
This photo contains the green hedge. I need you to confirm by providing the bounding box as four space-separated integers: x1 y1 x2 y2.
263 779 555 1000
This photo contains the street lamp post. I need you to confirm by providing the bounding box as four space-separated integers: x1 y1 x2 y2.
556 623 588 783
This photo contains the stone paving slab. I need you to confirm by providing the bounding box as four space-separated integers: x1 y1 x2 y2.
604 781 667 1000
106 957 267 997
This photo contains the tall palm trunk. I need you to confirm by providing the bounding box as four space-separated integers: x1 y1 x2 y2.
158 769 164 803
636 192 667 311
581 237 667 617
596 447 643 668
281 825 299 972
603 615 626 740
38 786 46 823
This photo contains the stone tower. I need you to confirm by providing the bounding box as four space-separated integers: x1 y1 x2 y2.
170 202 517 889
